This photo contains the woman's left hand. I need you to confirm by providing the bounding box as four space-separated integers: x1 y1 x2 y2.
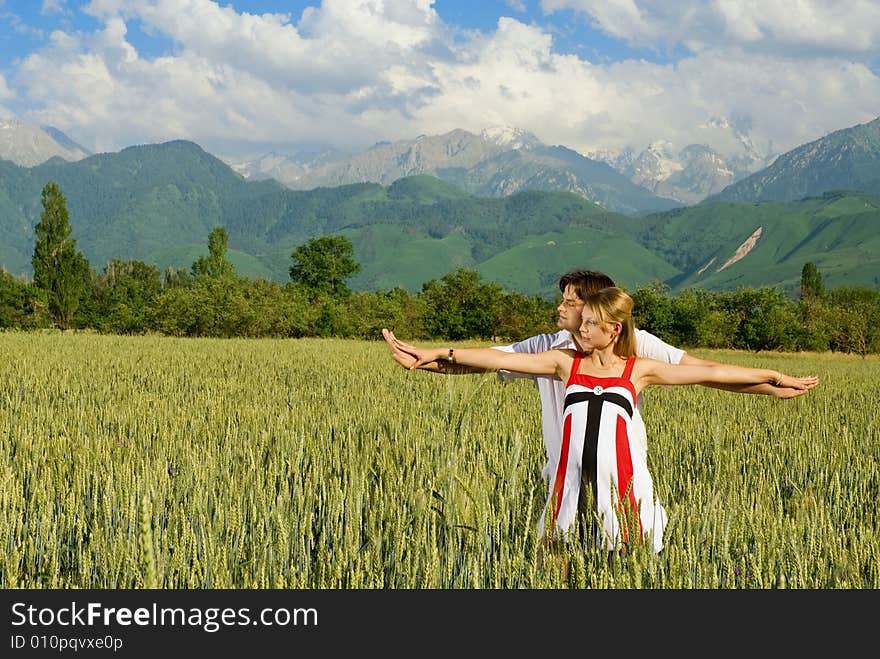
775 373 820 394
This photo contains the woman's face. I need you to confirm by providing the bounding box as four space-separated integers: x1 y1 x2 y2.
579 308 617 349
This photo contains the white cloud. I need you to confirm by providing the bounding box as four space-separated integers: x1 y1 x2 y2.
541 0 880 58
17 0 450 151
9 0 880 162
0 73 14 101
422 19 879 161
41 0 70 15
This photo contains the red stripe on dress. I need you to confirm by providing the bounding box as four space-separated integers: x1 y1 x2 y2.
552 413 573 523
615 414 642 544
622 356 636 381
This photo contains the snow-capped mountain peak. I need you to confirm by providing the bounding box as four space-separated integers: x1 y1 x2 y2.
0 116 90 166
479 125 541 150
632 141 684 180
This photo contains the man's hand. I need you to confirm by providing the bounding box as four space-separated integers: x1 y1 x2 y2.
767 385 815 399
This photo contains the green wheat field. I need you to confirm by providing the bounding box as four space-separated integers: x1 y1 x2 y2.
1 331 877 589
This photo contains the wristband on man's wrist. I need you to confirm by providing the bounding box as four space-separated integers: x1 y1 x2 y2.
447 348 455 363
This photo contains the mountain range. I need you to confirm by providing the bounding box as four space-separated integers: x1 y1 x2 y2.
0 117 91 167
225 127 681 215
706 116 880 203
225 124 773 209
0 115 878 297
0 116 773 210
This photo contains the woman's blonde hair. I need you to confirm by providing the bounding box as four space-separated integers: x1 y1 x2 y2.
583 286 636 358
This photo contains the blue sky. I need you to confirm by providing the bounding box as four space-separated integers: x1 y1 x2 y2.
1 1 673 66
1 1 878 162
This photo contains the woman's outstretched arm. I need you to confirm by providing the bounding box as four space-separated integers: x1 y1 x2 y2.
677 353 818 399
383 329 569 379
635 359 819 394
382 329 488 374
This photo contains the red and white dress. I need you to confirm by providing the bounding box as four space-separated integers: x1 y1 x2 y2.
547 354 667 553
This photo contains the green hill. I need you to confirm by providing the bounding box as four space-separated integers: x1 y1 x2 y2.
0 143 646 289
1 140 878 297
637 191 880 293
477 227 680 298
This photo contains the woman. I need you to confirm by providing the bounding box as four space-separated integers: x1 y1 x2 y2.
388 287 819 552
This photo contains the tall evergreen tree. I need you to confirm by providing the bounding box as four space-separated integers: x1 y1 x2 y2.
799 262 826 301
192 226 236 278
797 261 830 350
31 182 89 329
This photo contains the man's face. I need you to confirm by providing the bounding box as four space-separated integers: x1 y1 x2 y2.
556 284 585 334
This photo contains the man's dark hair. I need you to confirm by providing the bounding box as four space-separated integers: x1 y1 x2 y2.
558 270 616 302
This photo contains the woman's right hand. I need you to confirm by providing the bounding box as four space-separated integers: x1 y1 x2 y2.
382 328 419 369
381 329 446 370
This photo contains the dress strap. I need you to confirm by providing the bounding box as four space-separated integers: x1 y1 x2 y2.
622 356 637 381
567 352 583 386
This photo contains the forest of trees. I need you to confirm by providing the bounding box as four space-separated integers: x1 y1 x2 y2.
2 182 880 354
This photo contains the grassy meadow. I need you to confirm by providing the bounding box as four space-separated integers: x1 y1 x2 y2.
0 331 877 589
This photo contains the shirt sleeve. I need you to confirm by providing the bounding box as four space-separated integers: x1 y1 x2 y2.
495 334 555 382
634 328 686 364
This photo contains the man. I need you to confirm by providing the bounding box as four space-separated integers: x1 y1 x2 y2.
383 269 810 547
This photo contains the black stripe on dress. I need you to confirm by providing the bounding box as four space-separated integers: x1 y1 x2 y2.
563 390 634 529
